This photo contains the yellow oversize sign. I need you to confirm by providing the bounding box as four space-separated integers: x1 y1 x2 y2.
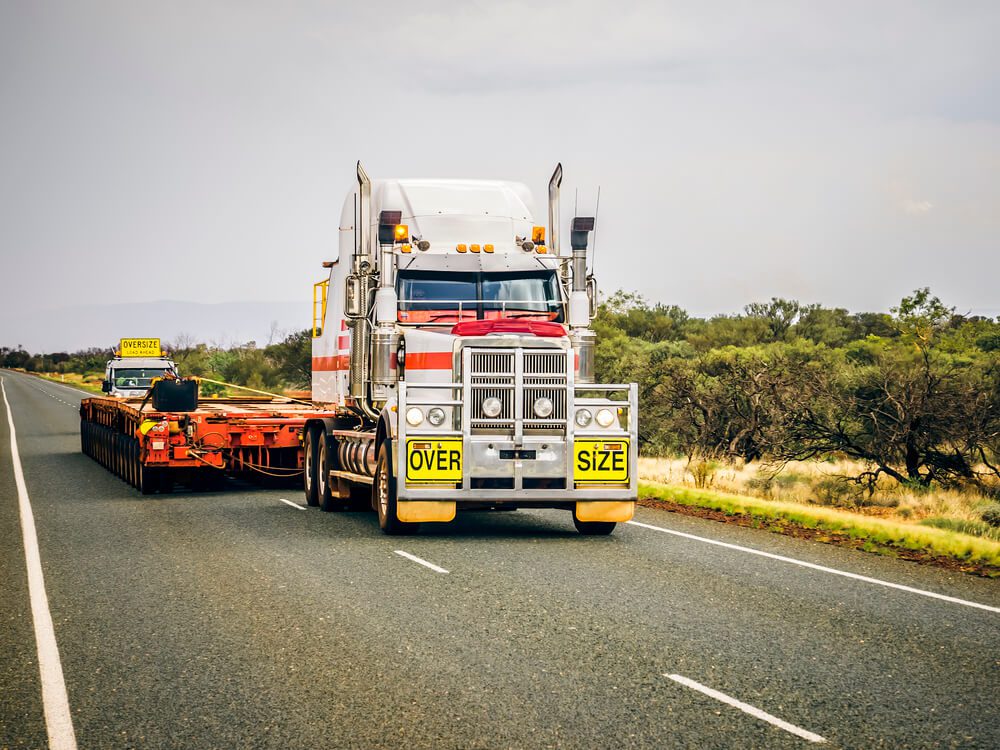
573 439 630 484
120 338 162 358
406 438 463 483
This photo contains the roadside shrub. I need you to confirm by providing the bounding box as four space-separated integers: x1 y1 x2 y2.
982 504 1000 528
688 458 720 489
919 517 1000 542
811 476 860 507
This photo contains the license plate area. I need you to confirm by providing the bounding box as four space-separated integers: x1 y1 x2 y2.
406 439 463 484
573 439 630 484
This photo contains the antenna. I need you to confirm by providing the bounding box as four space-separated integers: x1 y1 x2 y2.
574 188 578 217
590 186 601 275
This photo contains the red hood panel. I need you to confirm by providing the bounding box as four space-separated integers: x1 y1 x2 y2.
450 320 567 338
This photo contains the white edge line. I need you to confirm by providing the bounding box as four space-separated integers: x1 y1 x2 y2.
394 550 449 574
1 377 78 750
666 674 826 743
627 520 1000 614
279 498 306 510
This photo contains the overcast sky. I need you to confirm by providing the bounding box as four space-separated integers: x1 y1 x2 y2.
1 0 998 349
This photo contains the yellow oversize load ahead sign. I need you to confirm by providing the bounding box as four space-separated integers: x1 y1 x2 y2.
119 338 162 358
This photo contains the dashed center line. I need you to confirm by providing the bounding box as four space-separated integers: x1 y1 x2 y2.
279 498 306 510
394 550 449 573
666 674 826 744
627 520 1000 614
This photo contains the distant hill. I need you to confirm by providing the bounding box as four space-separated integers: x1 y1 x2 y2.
2 300 308 352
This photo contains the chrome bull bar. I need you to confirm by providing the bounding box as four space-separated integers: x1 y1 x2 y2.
396 380 638 502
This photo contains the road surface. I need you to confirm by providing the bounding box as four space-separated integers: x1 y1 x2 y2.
1 369 998 749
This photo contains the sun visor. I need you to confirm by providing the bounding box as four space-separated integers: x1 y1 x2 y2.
397 253 559 273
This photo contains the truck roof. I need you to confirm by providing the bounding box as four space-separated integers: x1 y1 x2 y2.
339 178 537 256
108 357 175 368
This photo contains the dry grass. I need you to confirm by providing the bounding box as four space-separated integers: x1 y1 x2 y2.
638 481 1000 570
638 456 998 526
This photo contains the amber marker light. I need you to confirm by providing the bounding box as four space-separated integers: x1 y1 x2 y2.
483 244 495 253
470 244 481 253
532 226 546 244
400 244 412 253
456 243 468 253
394 224 409 242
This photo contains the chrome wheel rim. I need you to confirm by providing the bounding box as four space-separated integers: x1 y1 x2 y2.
317 440 326 498
304 437 313 493
377 454 388 519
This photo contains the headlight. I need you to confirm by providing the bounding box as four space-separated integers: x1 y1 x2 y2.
405 407 424 426
596 408 616 428
427 407 446 426
533 397 553 418
482 397 502 418
575 408 593 427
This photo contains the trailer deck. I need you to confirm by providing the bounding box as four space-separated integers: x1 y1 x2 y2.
80 395 339 493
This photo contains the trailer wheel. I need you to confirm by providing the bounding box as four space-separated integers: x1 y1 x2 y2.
127 439 136 487
138 461 159 495
572 517 616 536
374 440 419 536
303 427 319 507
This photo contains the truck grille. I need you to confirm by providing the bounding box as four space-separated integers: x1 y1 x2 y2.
468 349 568 432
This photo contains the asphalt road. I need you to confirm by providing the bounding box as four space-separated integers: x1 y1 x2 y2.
1 368 998 749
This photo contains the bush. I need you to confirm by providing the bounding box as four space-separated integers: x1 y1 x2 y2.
811 476 861 507
982 504 1000 528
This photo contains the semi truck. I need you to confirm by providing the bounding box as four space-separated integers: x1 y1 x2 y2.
79 163 638 535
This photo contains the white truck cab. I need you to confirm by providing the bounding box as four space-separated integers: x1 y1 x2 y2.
102 339 177 398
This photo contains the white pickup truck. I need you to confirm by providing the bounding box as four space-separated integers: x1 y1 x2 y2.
101 338 178 398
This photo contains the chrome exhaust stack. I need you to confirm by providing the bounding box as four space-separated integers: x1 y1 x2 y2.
569 215 596 383
349 161 374 409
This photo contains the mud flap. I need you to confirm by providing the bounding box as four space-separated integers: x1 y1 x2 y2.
575 500 635 523
397 500 457 523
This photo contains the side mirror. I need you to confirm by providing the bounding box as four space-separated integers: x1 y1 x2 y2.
587 276 598 318
101 380 112 393
345 274 364 318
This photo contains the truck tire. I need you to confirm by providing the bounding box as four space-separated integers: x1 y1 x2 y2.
374 440 419 536
316 433 342 512
138 461 159 495
303 427 319 507
573 517 616 536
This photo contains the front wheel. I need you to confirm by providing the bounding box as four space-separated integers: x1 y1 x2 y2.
573 517 616 535
374 440 419 536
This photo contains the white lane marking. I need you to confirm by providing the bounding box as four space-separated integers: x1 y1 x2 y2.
24 375 90 398
627 520 1000 614
394 550 449 574
666 674 826 744
1 378 78 750
279 498 306 510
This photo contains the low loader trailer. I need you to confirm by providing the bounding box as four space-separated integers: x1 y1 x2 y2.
79 388 337 494
80 163 639 535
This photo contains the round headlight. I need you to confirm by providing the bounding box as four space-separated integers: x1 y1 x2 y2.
596 408 616 428
405 407 424 427
575 408 593 427
427 407 446 426
482 397 502 418
533 397 553 418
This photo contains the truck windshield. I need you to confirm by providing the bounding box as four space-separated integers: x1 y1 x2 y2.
112 368 169 388
397 271 563 324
